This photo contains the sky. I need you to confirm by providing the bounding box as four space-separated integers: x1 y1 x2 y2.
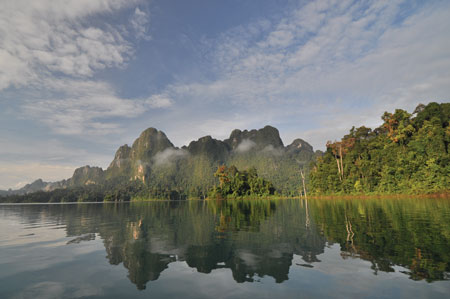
1 0 449 190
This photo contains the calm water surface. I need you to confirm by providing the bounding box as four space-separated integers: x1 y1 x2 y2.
0 198 449 298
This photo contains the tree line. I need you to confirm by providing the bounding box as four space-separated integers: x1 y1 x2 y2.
309 102 450 194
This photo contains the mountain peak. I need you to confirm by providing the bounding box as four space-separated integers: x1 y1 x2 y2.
108 144 132 170
131 128 174 157
70 165 104 186
225 125 284 150
138 127 161 138
187 135 230 161
287 138 314 153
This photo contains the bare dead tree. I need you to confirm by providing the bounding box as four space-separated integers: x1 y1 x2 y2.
339 143 344 180
300 169 307 199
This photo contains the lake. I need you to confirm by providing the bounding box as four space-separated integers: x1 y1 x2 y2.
0 198 449 298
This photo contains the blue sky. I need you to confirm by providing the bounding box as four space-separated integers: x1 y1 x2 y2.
1 0 449 189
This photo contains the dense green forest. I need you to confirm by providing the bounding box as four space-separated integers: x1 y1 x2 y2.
208 165 276 198
310 102 450 194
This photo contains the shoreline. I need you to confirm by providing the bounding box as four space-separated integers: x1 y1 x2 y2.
308 192 450 199
1 192 449 205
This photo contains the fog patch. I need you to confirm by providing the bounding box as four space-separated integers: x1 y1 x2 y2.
153 148 188 166
235 139 256 153
262 145 283 156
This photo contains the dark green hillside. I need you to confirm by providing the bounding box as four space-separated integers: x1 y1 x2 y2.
310 102 450 195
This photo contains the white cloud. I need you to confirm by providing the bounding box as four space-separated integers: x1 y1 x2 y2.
23 82 173 136
131 7 151 40
262 145 283 156
147 94 174 108
0 0 169 137
235 139 256 153
153 148 188 166
145 0 450 150
0 0 140 88
0 49 29 90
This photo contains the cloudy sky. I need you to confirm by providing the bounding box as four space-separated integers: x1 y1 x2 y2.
1 0 449 189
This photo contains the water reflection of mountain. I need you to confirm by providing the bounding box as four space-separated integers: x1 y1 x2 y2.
96 200 326 289
5 198 449 290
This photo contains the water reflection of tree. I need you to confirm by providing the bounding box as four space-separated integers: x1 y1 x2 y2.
310 198 450 282
7 197 448 289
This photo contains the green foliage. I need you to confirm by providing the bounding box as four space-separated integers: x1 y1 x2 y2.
310 102 450 194
227 150 313 196
209 165 276 198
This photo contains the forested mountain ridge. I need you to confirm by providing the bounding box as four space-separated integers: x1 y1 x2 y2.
1 126 317 201
310 102 450 195
102 125 316 198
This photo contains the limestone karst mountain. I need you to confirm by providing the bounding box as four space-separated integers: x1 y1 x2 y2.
1 126 319 198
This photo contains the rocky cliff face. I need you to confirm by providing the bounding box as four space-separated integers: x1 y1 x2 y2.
106 128 175 182
69 166 104 186
109 145 132 170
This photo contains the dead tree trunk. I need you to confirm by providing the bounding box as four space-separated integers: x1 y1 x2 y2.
305 198 310 229
339 144 344 180
335 156 342 181
300 169 307 199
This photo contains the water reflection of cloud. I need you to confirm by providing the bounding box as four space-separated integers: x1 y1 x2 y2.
13 281 104 299
289 244 449 299
13 281 64 299
0 217 66 248
148 237 186 257
237 250 260 268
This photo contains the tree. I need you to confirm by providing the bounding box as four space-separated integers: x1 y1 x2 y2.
210 165 275 198
310 102 450 195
